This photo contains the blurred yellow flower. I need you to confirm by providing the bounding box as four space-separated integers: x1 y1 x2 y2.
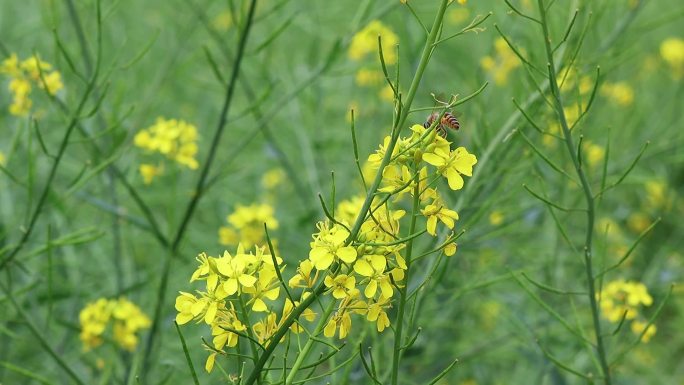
599 279 653 323
480 37 522 86
0 151 6 166
134 117 199 169
139 163 163 184
349 20 398 65
659 37 684 79
583 140 605 168
601 81 634 106
630 320 656 343
219 202 279 249
355 68 383 87
489 210 504 226
261 168 285 189
645 179 671 210
79 297 150 352
1 53 63 116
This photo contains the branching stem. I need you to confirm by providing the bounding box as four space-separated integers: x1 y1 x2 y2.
536 1 611 383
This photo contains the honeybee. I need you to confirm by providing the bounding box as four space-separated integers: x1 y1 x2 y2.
423 111 460 138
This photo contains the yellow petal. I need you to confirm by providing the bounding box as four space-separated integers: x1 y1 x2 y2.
353 259 374 277
337 246 357 263
205 353 217 373
422 152 445 167
445 169 464 190
176 313 193 325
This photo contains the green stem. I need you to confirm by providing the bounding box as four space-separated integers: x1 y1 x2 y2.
141 0 259 375
390 176 421 385
536 1 611 383
285 300 337 385
238 296 263 385
1 283 86 385
0 36 100 271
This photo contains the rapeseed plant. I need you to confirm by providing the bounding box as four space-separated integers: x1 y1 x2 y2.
0 53 63 116
599 280 656 342
134 117 199 183
79 297 151 351
176 117 478 375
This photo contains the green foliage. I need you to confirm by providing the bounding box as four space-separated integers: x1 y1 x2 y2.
0 0 682 384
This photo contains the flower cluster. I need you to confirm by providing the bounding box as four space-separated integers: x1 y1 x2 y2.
348 20 399 102
0 53 63 116
176 118 477 373
79 297 151 351
293 122 475 338
134 117 200 183
175 245 313 372
219 203 279 249
599 279 656 342
480 37 522 86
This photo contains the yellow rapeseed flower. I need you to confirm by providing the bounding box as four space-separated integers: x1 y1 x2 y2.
421 200 459 236
422 146 477 190
309 221 357 270
599 279 653 323
366 296 391 332
1 53 63 116
215 249 258 295
79 297 150 351
134 117 200 169
324 274 357 299
243 268 281 311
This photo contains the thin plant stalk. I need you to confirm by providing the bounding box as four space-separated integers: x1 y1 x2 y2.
0 3 102 271
141 0 259 375
284 300 337 385
536 1 611 383
390 178 421 385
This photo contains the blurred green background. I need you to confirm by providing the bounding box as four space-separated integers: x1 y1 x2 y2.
0 0 682 384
